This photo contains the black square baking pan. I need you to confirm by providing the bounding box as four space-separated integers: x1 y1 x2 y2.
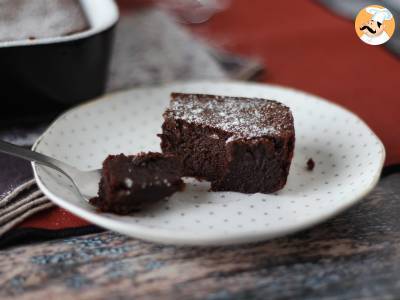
0 0 119 117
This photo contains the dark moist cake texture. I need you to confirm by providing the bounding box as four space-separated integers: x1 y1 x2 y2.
159 93 295 194
91 152 184 214
0 0 89 42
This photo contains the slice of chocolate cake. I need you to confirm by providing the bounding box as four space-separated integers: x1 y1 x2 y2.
159 93 295 194
91 152 184 214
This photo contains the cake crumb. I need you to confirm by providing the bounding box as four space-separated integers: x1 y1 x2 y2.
306 158 315 171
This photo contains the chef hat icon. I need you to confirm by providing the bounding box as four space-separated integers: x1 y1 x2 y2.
365 7 393 24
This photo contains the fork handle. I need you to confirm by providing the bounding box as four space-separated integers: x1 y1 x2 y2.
0 140 73 174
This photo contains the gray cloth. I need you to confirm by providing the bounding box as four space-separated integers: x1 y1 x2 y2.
107 9 263 91
107 9 226 91
317 0 400 56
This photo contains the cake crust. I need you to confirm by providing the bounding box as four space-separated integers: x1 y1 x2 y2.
164 93 294 142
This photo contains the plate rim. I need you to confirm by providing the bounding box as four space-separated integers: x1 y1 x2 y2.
32 80 386 246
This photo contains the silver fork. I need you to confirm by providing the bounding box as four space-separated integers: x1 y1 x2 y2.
0 140 101 199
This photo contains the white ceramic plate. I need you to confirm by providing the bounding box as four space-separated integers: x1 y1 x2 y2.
33 81 385 245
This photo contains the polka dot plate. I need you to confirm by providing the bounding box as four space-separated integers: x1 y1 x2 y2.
32 81 385 246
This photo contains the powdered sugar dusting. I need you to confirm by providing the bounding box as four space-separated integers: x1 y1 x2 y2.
124 178 133 188
0 0 88 42
167 93 293 141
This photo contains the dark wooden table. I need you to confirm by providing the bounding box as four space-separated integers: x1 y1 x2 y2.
1 172 399 300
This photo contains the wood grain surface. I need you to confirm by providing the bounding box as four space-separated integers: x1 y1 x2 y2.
0 173 399 300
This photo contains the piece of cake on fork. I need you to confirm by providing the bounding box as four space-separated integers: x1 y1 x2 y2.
159 93 295 194
91 152 184 214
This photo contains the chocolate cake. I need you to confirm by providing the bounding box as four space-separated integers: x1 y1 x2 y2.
91 152 184 214
159 93 295 193
0 0 89 42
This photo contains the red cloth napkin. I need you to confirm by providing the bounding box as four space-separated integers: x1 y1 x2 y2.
18 0 400 232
